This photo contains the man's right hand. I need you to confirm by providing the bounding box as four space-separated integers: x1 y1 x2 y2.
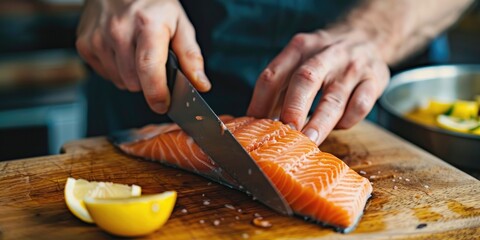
76 0 210 114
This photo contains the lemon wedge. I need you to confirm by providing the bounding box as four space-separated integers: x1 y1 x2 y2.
436 115 480 133
449 100 479 120
64 178 141 223
425 99 452 115
84 191 177 237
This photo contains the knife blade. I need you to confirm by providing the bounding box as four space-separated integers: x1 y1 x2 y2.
165 51 293 215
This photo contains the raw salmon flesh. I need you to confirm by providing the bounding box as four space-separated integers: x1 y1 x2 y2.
119 117 372 231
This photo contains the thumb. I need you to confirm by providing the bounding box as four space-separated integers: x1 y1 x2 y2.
171 14 210 92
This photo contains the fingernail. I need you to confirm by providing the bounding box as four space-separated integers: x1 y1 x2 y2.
153 102 167 113
303 128 319 143
288 123 297 130
195 71 211 89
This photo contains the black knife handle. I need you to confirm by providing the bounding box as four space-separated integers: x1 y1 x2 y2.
166 50 179 91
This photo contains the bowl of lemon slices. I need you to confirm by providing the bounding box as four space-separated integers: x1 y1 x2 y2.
379 65 480 169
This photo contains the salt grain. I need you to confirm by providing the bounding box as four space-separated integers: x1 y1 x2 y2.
186 102 190 107
203 200 211 205
225 204 235 210
424 185 429 189
392 179 396 182
405 178 410 182
359 170 366 175
235 216 240 220
393 185 398 190
193 97 196 102
213 220 220 226
202 193 205 197
181 208 188 213
237 209 243 213
199 220 205 224
196 115 204 121
253 213 262 218
399 177 403 180
207 182 212 186
369 175 377 179
252 217 272 228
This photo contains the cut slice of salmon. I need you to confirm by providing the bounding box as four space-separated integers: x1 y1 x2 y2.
120 117 372 231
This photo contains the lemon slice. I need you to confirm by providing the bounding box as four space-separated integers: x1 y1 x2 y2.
425 99 452 115
84 191 177 237
449 100 479 120
64 178 141 223
471 125 480 136
436 115 480 133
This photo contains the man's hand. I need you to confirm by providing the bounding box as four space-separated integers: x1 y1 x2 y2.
248 27 389 145
248 0 473 145
76 0 210 114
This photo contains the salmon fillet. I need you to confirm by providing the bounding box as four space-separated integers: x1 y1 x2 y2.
120 117 372 231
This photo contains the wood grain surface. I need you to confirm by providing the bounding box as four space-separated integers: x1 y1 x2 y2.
0 121 479 239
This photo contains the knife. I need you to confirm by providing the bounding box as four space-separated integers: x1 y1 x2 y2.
165 50 293 216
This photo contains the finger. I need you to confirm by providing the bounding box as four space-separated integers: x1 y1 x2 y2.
280 44 350 131
335 78 377 129
107 19 141 92
171 13 210 92
300 62 361 145
247 33 328 118
136 24 171 114
76 38 109 80
268 87 287 120
336 62 389 129
91 30 125 89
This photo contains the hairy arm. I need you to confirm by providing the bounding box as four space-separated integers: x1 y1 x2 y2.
342 0 475 65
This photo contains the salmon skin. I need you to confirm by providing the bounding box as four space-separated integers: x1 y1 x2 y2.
119 116 372 232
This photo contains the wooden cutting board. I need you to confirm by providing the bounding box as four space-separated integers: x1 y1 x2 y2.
0 121 479 239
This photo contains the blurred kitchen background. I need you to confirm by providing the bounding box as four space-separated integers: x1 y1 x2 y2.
0 0 479 161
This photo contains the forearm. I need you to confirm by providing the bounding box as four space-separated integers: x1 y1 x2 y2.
338 0 474 65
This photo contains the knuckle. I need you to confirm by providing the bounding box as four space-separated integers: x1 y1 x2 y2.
107 19 128 47
184 48 203 62
136 53 157 72
323 92 345 109
348 61 360 75
290 33 310 51
353 96 371 115
135 11 152 27
295 65 319 85
258 68 278 87
315 30 331 40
